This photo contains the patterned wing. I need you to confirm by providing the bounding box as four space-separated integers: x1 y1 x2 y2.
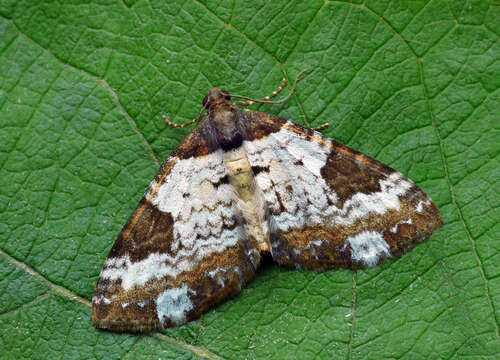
92 121 258 332
242 114 442 270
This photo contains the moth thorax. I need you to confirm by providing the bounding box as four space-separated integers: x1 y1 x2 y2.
210 106 242 151
211 107 235 128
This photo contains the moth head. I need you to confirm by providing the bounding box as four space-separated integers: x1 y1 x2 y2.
203 88 231 109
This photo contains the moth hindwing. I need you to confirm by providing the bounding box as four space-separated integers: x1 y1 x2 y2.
92 87 442 332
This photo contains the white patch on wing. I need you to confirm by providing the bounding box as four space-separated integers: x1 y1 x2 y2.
103 297 112 305
307 239 327 248
152 151 237 251
208 267 228 278
207 266 240 286
415 198 431 213
244 123 414 232
100 226 243 291
209 267 227 286
121 302 130 309
345 230 390 267
100 151 249 291
93 295 114 305
156 283 194 325
390 218 413 233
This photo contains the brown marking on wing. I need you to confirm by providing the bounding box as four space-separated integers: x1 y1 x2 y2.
272 189 442 270
121 157 178 241
92 242 257 332
235 109 286 141
107 200 175 262
321 148 388 208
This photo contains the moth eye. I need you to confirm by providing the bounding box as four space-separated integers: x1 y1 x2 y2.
203 95 210 109
222 90 231 100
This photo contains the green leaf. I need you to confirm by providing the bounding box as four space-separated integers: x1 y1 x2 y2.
0 1 498 359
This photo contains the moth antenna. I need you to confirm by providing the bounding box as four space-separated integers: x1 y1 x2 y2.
163 109 205 128
312 123 329 131
234 77 287 107
232 69 307 106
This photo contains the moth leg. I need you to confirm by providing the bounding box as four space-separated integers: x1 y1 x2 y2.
162 111 205 128
312 123 329 131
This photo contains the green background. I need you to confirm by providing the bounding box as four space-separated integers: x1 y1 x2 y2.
0 0 498 359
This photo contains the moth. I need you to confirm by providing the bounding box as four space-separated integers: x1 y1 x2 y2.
92 72 442 332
